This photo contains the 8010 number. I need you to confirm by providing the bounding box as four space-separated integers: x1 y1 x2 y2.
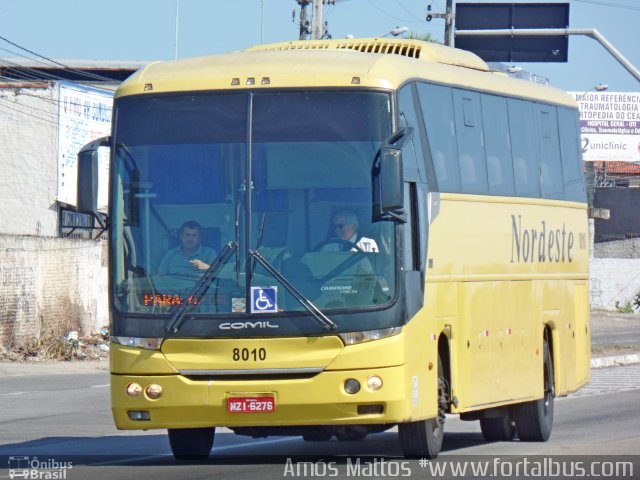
232 347 267 362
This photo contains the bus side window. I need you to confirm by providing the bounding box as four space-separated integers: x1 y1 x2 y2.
453 89 488 194
481 94 515 196
397 84 428 184
508 99 541 197
536 105 564 200
558 107 586 202
416 82 461 193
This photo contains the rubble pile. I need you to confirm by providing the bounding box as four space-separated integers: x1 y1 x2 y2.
0 328 110 362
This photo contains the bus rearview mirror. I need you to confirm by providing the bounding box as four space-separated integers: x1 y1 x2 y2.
372 146 404 221
77 137 110 215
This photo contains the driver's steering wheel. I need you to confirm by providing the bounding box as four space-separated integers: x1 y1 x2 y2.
313 238 364 252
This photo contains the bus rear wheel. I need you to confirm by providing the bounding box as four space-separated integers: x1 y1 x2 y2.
168 427 215 460
514 339 554 441
399 359 447 459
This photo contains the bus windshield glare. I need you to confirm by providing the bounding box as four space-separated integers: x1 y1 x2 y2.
111 90 395 332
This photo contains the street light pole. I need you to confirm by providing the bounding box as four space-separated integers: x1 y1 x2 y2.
455 28 640 82
580 84 609 218
174 0 180 60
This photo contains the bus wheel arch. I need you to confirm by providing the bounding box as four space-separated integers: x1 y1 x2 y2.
398 333 449 458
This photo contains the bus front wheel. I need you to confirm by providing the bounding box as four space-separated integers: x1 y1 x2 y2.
398 359 447 458
513 339 554 441
168 427 215 460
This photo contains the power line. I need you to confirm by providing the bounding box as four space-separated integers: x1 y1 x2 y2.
574 0 640 11
0 99 111 137
366 0 425 24
394 0 426 22
0 91 113 137
0 94 62 118
0 97 60 126
7 89 113 114
0 35 118 82
0 59 66 82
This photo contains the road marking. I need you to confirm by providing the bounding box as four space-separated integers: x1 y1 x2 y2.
0 392 27 396
213 436 298 453
91 455 171 466
90 384 110 388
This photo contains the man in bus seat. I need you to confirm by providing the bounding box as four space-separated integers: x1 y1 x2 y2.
157 220 217 276
326 209 379 253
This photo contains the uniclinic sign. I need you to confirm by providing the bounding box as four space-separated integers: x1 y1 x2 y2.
570 91 640 162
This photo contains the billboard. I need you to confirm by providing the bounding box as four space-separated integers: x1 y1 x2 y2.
455 2 569 62
57 82 113 209
570 91 640 162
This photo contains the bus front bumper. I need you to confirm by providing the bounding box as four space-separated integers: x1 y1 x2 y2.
111 364 423 430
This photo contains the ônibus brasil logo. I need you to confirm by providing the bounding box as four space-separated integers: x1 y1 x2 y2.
8 456 73 479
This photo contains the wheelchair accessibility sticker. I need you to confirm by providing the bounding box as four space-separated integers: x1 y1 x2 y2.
251 286 277 313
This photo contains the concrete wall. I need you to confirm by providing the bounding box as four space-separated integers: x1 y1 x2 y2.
594 187 640 242
0 83 59 237
0 234 108 347
594 237 640 259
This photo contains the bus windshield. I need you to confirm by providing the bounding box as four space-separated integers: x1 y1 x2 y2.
111 90 395 330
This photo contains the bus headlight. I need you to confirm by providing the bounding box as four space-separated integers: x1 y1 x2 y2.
145 384 163 399
339 327 402 346
126 383 142 397
367 375 383 391
112 336 163 350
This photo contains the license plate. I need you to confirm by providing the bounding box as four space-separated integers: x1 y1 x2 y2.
227 396 275 413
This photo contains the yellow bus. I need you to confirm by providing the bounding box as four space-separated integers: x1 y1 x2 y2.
77 38 590 459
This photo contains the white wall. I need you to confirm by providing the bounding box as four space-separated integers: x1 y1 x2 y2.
591 258 640 310
0 83 59 236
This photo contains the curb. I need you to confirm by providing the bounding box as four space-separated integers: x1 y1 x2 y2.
590 353 640 369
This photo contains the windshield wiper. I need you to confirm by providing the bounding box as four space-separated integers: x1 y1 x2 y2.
249 249 337 332
165 241 238 335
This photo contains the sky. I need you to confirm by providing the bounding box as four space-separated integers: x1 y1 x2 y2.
0 0 638 93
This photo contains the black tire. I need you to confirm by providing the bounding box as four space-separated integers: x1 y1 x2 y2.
514 339 555 441
399 357 447 459
168 427 215 460
480 416 516 441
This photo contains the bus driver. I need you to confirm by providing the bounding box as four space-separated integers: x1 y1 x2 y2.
328 209 379 253
157 220 217 276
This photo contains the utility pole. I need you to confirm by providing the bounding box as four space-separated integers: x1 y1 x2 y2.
426 0 454 47
444 0 453 47
296 0 334 40
311 0 323 40
297 0 311 40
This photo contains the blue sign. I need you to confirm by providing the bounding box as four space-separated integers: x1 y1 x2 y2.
251 286 278 313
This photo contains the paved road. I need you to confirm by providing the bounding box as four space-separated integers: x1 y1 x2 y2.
1 363 639 479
